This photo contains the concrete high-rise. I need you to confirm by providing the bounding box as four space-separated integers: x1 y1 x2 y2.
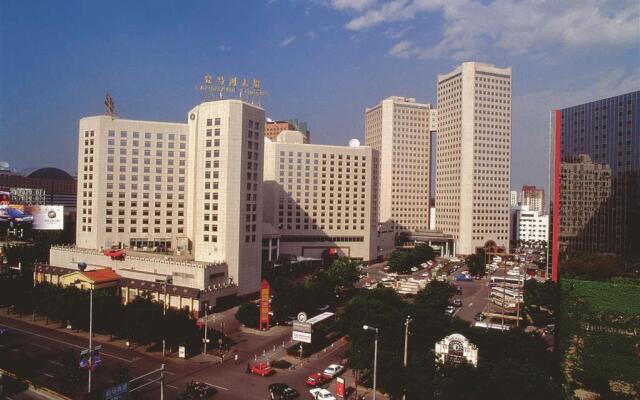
50 99 265 313
435 62 512 255
364 96 437 233
263 131 390 261
521 185 545 214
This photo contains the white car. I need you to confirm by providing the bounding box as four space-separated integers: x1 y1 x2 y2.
310 388 337 400
322 364 345 378
410 266 419 272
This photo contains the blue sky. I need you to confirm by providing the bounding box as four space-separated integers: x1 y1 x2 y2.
1 0 638 192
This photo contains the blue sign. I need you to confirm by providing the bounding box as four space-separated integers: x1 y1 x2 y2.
105 382 128 400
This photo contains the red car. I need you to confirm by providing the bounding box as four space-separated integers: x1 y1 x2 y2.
250 362 275 376
305 372 332 387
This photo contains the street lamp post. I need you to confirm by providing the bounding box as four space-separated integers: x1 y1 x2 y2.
88 285 93 394
74 278 93 394
162 278 167 357
363 325 379 400
403 315 412 400
203 305 211 355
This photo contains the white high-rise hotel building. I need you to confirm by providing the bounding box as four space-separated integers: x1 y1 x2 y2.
56 99 264 304
364 96 437 233
435 62 512 254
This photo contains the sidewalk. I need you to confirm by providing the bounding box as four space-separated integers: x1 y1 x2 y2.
0 308 173 362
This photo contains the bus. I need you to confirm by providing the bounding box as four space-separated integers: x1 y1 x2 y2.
489 275 524 286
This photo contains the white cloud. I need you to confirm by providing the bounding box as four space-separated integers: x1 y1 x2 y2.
307 30 318 39
329 0 378 11
329 0 640 60
279 36 297 47
388 40 414 57
218 44 231 52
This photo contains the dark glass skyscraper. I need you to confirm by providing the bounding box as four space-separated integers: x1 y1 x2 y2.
550 91 639 281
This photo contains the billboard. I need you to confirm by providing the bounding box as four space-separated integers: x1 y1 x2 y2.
28 205 64 230
259 279 270 331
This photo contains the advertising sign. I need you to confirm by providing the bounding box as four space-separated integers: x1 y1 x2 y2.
336 377 345 398
292 331 311 344
27 205 64 230
259 279 270 331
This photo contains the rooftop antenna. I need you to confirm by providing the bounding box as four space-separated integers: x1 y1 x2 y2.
104 93 116 117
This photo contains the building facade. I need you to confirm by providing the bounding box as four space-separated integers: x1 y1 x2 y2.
50 99 265 308
550 91 639 281
263 131 387 261
513 205 549 243
364 96 436 233
265 119 310 143
435 62 512 255
521 185 545 214
0 167 77 213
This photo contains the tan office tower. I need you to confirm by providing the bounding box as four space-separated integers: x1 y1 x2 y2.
187 100 265 296
263 131 382 261
364 96 436 233
435 62 512 255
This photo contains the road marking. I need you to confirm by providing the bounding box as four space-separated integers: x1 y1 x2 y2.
42 372 54 378
0 322 133 363
49 360 63 367
204 382 229 391
32 342 50 350
167 384 179 390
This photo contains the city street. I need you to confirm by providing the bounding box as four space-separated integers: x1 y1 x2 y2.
0 312 360 399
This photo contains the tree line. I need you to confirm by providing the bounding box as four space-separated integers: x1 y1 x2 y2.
386 243 436 274
340 282 563 400
236 257 362 327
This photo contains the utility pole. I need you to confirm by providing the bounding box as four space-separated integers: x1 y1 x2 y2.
32 265 36 321
403 315 412 367
402 315 412 400
203 306 210 355
88 286 93 394
162 279 167 357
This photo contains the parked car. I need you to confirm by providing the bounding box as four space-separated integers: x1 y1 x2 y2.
455 286 463 295
309 388 337 400
250 362 275 376
191 382 217 398
322 364 344 378
410 266 419 272
268 383 299 399
474 312 485 321
306 372 332 387
445 306 456 316
453 299 463 307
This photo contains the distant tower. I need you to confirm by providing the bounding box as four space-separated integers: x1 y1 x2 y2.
104 93 116 116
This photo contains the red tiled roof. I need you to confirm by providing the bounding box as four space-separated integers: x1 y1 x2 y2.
82 269 121 283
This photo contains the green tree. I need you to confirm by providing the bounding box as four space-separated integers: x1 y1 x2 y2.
387 250 415 274
235 302 259 328
340 288 409 398
467 251 487 277
122 292 163 345
327 257 361 289
60 348 83 391
412 243 435 264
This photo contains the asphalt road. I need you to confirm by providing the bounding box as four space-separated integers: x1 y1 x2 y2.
358 261 490 324
0 312 359 400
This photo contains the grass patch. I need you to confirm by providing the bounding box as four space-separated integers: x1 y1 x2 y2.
564 279 640 315
559 278 640 397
